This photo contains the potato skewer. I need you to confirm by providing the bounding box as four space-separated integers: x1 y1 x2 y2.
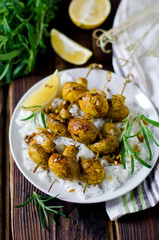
106 74 133 122
78 71 111 118
48 144 106 193
62 63 103 103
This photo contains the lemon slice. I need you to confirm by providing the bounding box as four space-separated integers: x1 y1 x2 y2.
50 29 93 65
68 0 111 30
22 70 60 109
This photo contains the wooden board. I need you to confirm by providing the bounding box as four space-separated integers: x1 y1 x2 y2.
0 0 158 239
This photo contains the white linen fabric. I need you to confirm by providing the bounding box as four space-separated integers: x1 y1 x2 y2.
105 0 159 220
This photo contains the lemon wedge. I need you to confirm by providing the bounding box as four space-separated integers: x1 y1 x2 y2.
22 70 60 109
68 0 111 30
50 29 93 65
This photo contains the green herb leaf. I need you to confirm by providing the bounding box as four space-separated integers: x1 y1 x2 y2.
0 49 23 60
120 139 126 169
41 108 46 129
134 155 151 168
120 113 157 173
20 113 34 121
140 114 159 127
131 155 134 174
15 191 65 230
15 195 34 208
48 211 56 224
0 0 61 85
140 121 152 160
21 105 43 109
145 127 159 147
20 105 46 128
34 111 37 125
39 205 46 230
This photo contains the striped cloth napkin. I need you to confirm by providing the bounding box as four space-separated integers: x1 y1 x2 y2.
105 0 159 220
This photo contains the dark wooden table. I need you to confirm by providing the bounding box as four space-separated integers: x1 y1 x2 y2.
0 0 159 239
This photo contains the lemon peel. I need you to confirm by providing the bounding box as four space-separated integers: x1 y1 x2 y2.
22 70 60 110
50 29 93 65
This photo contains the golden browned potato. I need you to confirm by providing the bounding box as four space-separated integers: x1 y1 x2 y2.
88 135 120 155
48 153 79 181
101 122 116 136
63 145 79 159
59 108 71 120
106 95 129 122
79 159 106 184
62 82 88 103
28 143 49 169
41 139 56 154
68 118 99 144
46 114 70 137
79 89 109 118
76 77 88 87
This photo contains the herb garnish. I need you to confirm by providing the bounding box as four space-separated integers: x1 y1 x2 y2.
20 105 46 128
16 192 65 230
121 114 159 174
0 0 61 85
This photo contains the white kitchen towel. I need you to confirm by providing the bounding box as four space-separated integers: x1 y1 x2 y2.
105 0 159 220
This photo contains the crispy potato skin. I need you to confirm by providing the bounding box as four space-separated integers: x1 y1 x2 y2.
106 95 129 122
62 82 88 103
48 153 79 180
101 122 116 136
88 135 120 155
79 159 106 184
46 114 70 137
68 118 99 144
28 143 49 168
79 91 109 118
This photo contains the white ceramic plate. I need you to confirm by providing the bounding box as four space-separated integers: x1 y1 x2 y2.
9 68 159 203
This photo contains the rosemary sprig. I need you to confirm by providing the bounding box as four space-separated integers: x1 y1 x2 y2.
121 113 159 174
15 191 65 230
20 105 46 128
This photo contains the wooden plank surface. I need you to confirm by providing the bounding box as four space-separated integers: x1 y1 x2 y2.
0 0 158 239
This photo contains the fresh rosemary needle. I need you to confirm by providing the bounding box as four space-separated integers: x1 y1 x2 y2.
15 191 65 230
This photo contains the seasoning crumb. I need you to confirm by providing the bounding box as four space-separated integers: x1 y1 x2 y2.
109 176 112 181
134 144 140 152
45 84 53 88
69 189 75 193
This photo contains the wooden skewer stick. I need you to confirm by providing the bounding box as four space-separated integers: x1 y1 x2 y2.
74 139 78 146
95 152 99 160
85 63 103 79
121 74 134 96
48 176 58 192
83 183 87 194
33 162 41 173
102 71 112 91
